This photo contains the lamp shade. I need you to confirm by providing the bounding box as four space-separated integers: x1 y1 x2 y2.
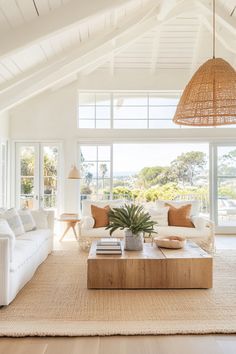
68 165 81 179
173 58 236 126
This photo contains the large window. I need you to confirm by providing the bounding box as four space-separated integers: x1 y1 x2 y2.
79 143 209 217
78 92 181 129
80 145 112 200
216 145 236 227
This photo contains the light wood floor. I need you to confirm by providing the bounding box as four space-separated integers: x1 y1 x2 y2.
1 235 236 354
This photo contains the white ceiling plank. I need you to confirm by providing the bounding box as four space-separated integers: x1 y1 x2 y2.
0 0 24 28
34 0 50 16
48 0 62 11
15 0 38 22
150 28 161 74
0 8 12 31
80 0 197 75
202 17 236 54
0 0 134 60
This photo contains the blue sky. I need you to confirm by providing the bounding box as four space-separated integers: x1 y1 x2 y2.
113 143 209 173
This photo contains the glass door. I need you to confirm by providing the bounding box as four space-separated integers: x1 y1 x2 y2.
15 142 60 212
214 144 236 232
40 144 59 210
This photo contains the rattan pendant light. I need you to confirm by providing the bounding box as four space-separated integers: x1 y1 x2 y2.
173 0 236 126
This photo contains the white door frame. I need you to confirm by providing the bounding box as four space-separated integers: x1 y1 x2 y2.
13 140 63 213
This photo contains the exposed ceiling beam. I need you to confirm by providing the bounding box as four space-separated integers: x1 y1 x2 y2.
0 0 133 60
191 20 204 73
80 0 196 76
197 0 236 36
150 28 161 74
0 0 196 112
202 17 236 54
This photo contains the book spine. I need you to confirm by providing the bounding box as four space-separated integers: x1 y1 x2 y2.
96 246 121 250
96 251 122 254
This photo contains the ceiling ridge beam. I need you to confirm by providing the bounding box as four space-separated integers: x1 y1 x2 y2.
0 0 197 112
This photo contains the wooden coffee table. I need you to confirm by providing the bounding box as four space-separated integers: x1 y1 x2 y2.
87 240 213 289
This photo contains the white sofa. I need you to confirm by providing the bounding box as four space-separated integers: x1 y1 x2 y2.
79 200 126 240
153 200 215 253
78 199 215 253
0 210 54 306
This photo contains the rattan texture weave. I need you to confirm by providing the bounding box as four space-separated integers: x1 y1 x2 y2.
1 247 236 336
173 58 236 126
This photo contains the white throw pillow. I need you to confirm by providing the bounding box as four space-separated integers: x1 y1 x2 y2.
31 209 48 229
18 209 36 232
148 207 169 226
0 219 15 261
0 208 25 236
191 216 207 229
81 216 95 229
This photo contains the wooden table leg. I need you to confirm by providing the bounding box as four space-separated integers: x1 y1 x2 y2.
72 226 78 240
59 223 71 241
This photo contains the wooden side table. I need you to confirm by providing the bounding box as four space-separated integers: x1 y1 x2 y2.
57 213 80 241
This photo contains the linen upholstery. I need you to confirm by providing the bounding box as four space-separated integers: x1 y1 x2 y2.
0 208 24 236
18 209 36 232
0 209 54 306
0 219 15 261
148 207 169 226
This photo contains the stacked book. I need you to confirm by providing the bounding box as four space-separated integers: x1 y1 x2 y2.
96 238 122 255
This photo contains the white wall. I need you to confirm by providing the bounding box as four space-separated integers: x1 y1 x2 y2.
0 111 9 139
9 78 236 213
10 83 79 213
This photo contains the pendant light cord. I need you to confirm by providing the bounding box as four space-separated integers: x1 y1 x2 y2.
213 0 215 58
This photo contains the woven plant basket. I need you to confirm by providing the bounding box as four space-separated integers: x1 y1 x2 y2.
124 230 144 251
173 58 236 126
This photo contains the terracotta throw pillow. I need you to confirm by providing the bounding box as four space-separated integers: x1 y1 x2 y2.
165 203 194 228
91 205 110 228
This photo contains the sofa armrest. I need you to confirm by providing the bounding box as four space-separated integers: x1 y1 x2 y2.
0 237 10 305
0 232 15 262
80 216 95 230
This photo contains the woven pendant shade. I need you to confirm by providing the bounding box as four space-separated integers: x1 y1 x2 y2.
173 58 236 126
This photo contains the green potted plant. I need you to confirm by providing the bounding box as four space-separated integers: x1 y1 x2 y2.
106 203 157 251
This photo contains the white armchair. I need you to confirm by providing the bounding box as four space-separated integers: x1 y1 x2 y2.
153 200 215 253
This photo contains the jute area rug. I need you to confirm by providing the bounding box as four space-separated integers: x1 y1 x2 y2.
0 246 236 337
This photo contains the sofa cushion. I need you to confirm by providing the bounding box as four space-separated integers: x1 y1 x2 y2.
10 239 38 272
156 200 199 216
166 203 194 228
155 225 211 239
80 226 125 238
148 207 169 226
0 208 25 236
31 209 48 229
11 229 52 272
91 204 110 228
82 199 125 217
18 209 36 232
17 229 51 247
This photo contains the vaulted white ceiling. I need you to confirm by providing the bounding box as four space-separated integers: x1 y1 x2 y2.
0 0 235 112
